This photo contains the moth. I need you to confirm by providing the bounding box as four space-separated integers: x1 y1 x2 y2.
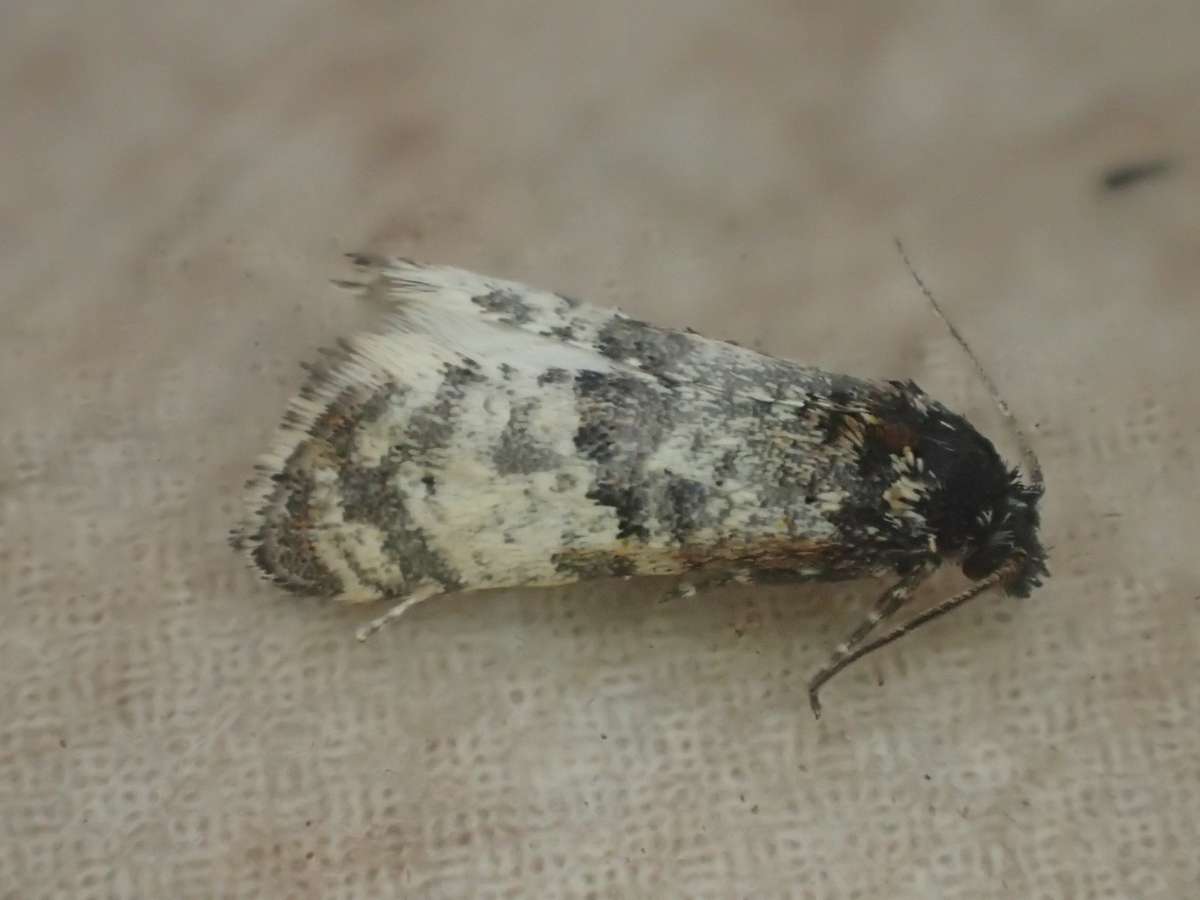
232 250 1048 716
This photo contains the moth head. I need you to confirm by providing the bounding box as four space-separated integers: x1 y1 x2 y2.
906 395 1048 596
959 470 1048 596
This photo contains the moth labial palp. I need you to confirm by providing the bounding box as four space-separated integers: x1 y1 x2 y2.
231 246 1048 719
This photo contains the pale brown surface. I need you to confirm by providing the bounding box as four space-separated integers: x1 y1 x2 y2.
4 2 1199 898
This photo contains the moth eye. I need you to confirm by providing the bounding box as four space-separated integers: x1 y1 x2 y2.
962 549 997 580
962 536 1013 581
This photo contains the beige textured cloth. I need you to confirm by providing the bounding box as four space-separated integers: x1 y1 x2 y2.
4 3 1198 897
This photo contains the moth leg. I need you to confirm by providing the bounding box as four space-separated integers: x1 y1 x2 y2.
355 583 443 641
663 582 698 602
807 562 1015 720
807 563 934 718
661 568 749 603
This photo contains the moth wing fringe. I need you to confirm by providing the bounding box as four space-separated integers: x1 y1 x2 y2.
230 325 414 588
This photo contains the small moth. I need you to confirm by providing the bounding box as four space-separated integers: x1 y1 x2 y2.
232 249 1048 716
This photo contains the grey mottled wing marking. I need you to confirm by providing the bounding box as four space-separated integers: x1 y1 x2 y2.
351 256 896 416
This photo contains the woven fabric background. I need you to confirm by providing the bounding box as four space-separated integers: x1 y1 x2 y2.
4 2 1198 897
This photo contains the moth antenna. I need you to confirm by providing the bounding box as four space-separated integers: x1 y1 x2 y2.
893 239 1043 489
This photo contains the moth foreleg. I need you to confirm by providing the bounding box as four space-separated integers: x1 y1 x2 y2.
661 568 751 603
807 562 935 719
355 583 444 641
807 560 1017 719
